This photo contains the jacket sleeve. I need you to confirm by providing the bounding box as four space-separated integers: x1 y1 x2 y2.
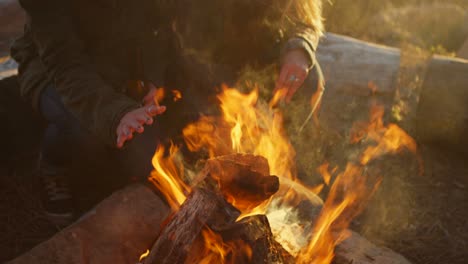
281 25 320 69
19 0 139 147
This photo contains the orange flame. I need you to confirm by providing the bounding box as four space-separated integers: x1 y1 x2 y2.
199 228 229 264
219 86 297 181
172 89 182 102
149 145 190 210
181 86 326 255
298 103 418 263
147 84 419 264
298 165 381 263
198 228 253 264
318 162 332 186
139 249 150 262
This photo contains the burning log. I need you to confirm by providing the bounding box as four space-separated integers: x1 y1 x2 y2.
143 154 281 264
142 188 240 264
185 215 292 264
216 215 295 264
196 154 280 212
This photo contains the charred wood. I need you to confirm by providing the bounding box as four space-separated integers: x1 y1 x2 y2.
217 215 294 264
142 188 240 264
196 154 279 212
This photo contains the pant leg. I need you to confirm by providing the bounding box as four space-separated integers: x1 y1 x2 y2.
39 85 84 168
39 84 163 183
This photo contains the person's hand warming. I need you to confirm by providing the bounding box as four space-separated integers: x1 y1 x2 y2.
275 49 311 103
116 83 166 148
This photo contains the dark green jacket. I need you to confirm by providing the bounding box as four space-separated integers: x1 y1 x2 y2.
11 0 319 147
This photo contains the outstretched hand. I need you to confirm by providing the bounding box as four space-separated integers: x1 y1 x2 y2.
274 49 310 103
116 84 166 148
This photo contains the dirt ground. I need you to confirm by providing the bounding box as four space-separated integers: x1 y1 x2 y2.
356 145 468 264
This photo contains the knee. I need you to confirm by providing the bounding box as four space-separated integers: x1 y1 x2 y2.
40 85 81 130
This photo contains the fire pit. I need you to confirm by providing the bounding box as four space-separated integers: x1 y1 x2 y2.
8 87 416 264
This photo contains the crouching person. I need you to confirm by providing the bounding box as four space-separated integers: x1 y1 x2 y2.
11 0 324 225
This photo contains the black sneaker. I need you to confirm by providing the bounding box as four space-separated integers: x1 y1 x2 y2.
39 165 75 226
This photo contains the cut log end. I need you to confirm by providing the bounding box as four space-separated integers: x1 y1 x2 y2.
197 154 279 212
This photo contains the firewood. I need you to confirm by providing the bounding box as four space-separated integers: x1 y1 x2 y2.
142 188 240 264
144 154 281 264
184 215 293 264
217 215 295 264
333 231 412 264
196 154 279 212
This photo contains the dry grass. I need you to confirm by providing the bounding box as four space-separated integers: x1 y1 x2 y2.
324 0 468 55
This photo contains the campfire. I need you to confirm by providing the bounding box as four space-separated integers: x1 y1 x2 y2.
138 86 418 264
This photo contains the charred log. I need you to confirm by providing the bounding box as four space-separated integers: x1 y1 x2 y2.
142 188 240 264
217 215 294 264
196 154 279 212
144 154 282 264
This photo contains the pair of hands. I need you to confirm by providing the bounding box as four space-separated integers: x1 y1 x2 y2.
116 49 310 148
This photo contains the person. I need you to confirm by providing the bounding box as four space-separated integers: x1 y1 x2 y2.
10 0 324 224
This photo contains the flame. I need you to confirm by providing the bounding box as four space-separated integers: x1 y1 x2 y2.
147 84 418 264
269 87 288 108
199 228 229 264
189 227 253 264
298 165 381 264
181 86 325 256
149 145 190 210
318 162 332 186
183 116 232 158
139 249 150 262
297 103 418 263
172 89 182 102
184 86 297 182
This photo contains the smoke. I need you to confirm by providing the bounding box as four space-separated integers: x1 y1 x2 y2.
354 153 419 245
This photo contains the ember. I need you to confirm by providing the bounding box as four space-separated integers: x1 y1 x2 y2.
144 87 418 264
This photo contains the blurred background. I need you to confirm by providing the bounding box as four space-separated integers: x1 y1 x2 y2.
324 0 468 57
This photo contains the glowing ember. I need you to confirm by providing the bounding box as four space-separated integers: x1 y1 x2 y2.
197 228 253 264
172 89 182 102
199 228 229 264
